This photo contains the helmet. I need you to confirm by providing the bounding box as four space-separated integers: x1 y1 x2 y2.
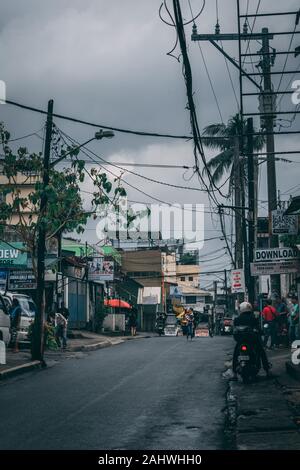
239 301 253 314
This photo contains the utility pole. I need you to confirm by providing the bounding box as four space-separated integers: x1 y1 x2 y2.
32 99 54 362
224 269 228 310
234 136 243 270
260 28 280 298
213 280 218 319
247 118 255 304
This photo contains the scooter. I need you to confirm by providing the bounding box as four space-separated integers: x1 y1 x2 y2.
236 341 261 384
233 325 262 383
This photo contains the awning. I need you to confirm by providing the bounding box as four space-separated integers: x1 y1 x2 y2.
104 299 132 309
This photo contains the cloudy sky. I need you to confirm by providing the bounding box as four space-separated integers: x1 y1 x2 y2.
0 0 299 287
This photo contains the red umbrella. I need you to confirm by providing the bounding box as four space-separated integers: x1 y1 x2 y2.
104 299 132 309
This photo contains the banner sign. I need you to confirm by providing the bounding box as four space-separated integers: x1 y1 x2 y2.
0 243 27 267
88 258 114 282
251 260 300 276
272 210 298 235
255 247 299 262
231 269 245 293
8 269 36 290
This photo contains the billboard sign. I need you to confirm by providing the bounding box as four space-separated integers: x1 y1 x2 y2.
271 210 298 235
255 247 299 262
0 242 27 267
0 270 7 288
88 258 114 281
251 260 300 276
8 269 36 290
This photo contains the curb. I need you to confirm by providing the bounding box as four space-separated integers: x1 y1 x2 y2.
0 360 41 381
69 340 116 352
286 361 300 382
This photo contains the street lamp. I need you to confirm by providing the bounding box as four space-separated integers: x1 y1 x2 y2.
50 129 115 167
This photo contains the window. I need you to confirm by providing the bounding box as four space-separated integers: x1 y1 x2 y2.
188 276 193 282
180 276 185 281
186 296 196 304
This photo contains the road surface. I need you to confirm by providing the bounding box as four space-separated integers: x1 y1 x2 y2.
0 335 232 450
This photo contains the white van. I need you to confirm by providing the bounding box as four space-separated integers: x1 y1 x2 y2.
0 295 11 345
1 292 36 342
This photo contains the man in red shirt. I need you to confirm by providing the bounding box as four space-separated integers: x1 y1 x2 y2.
262 299 278 349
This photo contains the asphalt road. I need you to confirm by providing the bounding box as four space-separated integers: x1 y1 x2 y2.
0 335 233 450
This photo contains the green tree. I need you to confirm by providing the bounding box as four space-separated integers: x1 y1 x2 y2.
0 123 130 278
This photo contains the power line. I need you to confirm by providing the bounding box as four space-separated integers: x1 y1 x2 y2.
276 18 298 95
58 128 220 215
242 0 262 67
5 98 194 140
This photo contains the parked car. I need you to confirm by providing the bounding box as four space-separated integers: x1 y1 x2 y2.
0 294 10 345
164 314 181 336
0 291 36 342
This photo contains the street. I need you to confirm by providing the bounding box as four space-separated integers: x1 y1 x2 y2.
0 336 232 450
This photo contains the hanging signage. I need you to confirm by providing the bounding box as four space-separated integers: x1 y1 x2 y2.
271 210 298 235
251 260 300 276
0 243 27 267
88 258 114 281
255 247 299 262
231 269 245 294
8 269 36 290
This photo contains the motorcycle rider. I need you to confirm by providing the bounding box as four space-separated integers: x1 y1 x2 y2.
155 312 166 335
232 301 271 378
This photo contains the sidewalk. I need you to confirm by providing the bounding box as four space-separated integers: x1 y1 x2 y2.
0 331 149 380
225 347 300 450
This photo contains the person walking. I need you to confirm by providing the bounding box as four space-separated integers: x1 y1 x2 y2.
9 298 22 352
128 308 138 336
185 308 194 341
288 296 299 343
275 298 289 347
55 307 68 349
262 299 278 349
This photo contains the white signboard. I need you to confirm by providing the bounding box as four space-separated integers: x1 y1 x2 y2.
251 260 300 276
272 210 298 235
231 269 245 293
255 247 299 262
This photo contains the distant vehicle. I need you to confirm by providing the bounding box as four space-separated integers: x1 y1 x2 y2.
0 294 10 345
221 316 233 335
1 291 36 342
164 314 181 337
195 324 210 337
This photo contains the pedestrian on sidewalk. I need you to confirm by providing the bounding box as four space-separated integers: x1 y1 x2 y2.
275 297 289 347
288 296 299 343
128 308 138 336
9 298 22 352
55 305 69 349
262 299 278 349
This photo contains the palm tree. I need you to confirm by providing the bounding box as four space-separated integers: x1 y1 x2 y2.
202 114 265 269
202 114 264 189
